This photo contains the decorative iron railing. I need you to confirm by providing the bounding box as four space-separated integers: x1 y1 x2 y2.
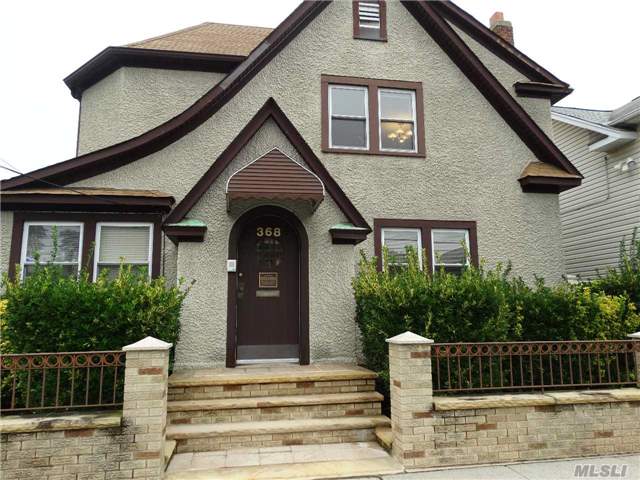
0 351 126 413
432 340 639 394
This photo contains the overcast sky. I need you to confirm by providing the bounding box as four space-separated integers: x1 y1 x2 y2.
1 0 637 180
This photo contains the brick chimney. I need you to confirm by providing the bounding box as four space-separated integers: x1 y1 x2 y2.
490 11 514 45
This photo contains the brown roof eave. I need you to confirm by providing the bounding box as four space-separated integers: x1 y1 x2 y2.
514 82 573 105
0 192 175 213
64 46 245 100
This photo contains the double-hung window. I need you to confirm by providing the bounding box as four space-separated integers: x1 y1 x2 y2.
375 219 477 273
322 76 424 157
379 89 417 152
20 222 83 279
94 223 153 280
329 85 369 150
380 228 422 270
431 229 470 275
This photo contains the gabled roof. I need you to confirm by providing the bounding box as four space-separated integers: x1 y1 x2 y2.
3 0 579 193
165 97 370 240
127 22 272 56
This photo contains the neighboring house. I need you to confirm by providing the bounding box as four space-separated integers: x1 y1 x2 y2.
0 1 581 369
552 98 640 279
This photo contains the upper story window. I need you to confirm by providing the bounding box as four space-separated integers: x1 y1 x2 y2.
353 1 387 41
322 75 424 157
329 85 369 150
20 222 83 279
94 223 153 280
375 219 478 273
379 89 417 152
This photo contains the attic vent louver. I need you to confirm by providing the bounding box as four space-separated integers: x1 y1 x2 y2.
353 1 387 41
359 2 381 30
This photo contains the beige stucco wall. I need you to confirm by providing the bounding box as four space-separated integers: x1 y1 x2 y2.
1 211 14 280
63 1 564 366
174 119 357 368
77 67 225 155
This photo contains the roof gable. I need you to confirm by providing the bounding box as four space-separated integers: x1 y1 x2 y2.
2 0 579 192
165 97 370 235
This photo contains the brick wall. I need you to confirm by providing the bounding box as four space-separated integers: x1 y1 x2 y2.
1 416 133 480
387 331 640 469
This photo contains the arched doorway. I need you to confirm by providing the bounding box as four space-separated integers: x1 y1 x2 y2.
226 206 309 367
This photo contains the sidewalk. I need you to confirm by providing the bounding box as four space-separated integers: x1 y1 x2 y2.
361 454 640 480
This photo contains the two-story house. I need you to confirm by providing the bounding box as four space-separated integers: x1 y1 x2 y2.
1 1 581 369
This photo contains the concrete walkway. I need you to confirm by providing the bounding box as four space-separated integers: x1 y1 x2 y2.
366 454 640 480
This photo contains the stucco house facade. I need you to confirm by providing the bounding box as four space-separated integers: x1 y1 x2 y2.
1 1 581 369
552 97 640 279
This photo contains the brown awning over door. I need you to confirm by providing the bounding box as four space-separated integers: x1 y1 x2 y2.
226 148 324 207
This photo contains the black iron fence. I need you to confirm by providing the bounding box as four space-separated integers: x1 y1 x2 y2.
0 351 126 413
432 340 639 394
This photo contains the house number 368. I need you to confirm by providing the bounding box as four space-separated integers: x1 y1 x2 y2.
256 227 281 237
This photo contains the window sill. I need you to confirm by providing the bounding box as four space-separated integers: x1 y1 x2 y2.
352 35 387 42
322 147 425 158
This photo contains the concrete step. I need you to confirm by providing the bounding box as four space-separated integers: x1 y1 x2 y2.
167 415 391 453
167 391 383 424
375 425 393 451
165 443 402 479
168 365 377 401
164 440 177 467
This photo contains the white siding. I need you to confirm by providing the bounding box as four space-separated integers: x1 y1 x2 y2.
555 120 640 279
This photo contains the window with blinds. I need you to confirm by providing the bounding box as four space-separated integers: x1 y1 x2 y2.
20 222 83 279
94 223 152 280
353 1 386 41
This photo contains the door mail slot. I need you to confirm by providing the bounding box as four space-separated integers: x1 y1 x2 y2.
258 272 278 289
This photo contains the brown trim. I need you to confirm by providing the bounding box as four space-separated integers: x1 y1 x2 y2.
165 97 371 236
518 175 582 193
401 1 581 177
514 82 573 104
226 206 309 367
7 212 163 280
321 75 426 158
163 225 207 243
353 1 387 42
431 2 569 90
373 218 478 272
0 193 174 213
1 1 330 191
64 47 245 100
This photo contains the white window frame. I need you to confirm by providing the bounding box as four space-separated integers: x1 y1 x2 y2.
378 88 418 153
381 227 423 270
93 222 154 281
328 84 369 150
20 221 84 281
431 229 470 273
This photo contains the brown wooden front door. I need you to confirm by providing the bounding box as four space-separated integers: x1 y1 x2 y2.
236 212 300 362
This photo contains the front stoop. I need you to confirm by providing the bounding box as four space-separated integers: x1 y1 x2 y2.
165 442 403 480
166 363 389 454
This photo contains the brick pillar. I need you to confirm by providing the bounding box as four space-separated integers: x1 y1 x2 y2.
629 331 640 387
122 336 172 479
386 331 434 467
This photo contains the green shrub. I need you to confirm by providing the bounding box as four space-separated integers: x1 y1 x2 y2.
354 247 640 390
589 228 640 308
1 264 190 354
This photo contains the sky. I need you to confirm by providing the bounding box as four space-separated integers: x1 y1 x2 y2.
1 0 638 180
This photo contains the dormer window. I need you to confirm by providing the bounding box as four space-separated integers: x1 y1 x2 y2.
353 1 387 41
